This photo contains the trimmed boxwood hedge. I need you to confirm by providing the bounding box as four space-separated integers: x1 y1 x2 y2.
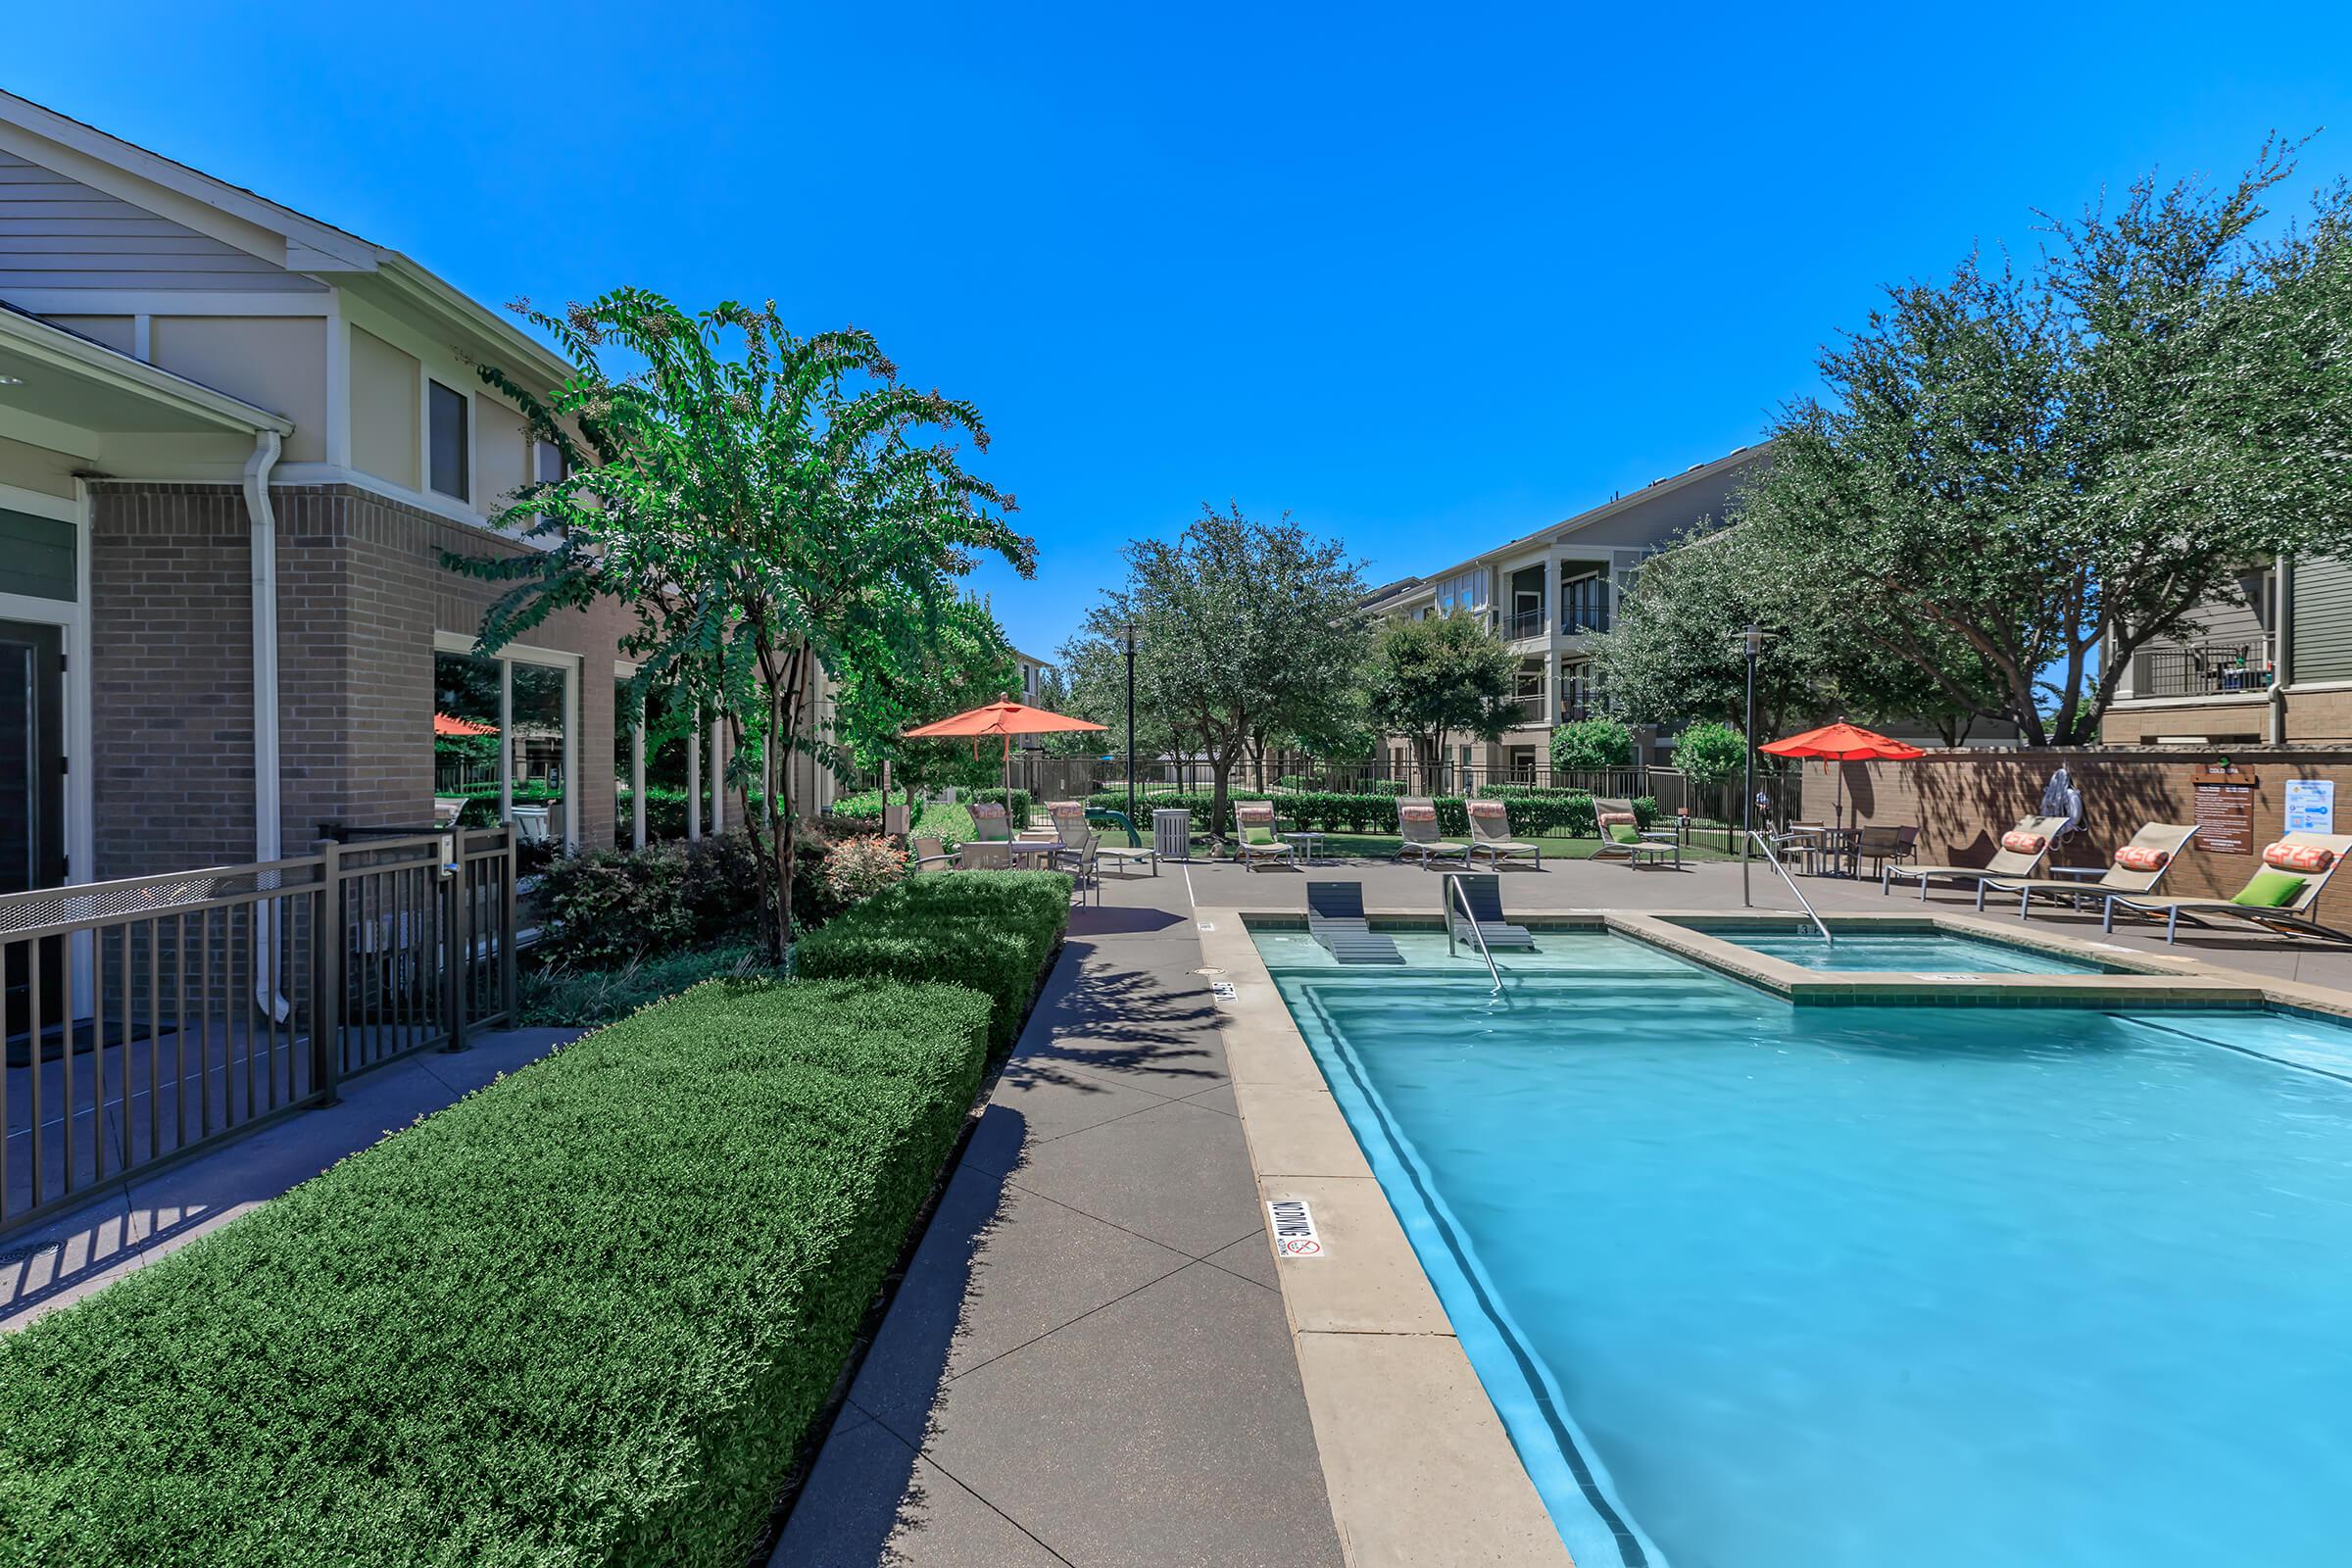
1084 789 1657 838
0 978 993 1568
796 869 1071 1054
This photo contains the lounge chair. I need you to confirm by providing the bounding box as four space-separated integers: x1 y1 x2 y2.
1232 801 1297 872
1396 798 1470 867
1882 815 2072 901
967 801 1014 843
2104 832 2352 944
1307 881 1403 964
1444 872 1535 950
1590 798 1672 868
1978 822 2198 919
1466 798 1542 869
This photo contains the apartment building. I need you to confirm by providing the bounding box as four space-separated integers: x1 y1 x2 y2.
0 91 827 907
1365 444 1770 776
2098 557 2352 747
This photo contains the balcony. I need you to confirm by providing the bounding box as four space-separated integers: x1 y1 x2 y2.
1508 694 1547 725
1498 608 1547 642
1558 699 1601 723
2131 641 2275 700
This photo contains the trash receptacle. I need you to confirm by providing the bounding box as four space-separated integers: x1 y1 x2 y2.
1152 807 1193 862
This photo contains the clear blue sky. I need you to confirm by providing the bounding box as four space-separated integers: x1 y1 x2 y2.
12 4 2351 661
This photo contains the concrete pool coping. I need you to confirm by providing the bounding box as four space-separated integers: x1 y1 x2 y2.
1200 904 2352 1566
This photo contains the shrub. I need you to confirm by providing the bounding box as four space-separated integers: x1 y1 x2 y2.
1549 715 1636 771
539 832 839 966
797 870 1071 1055
518 941 770 1026
821 834 907 904
1672 721 1748 790
0 977 993 1568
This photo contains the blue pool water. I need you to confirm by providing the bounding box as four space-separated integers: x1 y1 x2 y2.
1259 930 2352 1568
1681 923 2111 974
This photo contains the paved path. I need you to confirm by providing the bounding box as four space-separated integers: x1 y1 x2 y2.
774 893 1345 1568
0 1026 582 1329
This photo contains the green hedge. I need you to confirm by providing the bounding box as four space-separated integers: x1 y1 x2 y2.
797 870 1070 1054
1082 789 1658 838
0 978 993 1568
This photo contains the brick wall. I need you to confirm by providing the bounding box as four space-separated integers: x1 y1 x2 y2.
1801 747 2352 928
88 481 629 878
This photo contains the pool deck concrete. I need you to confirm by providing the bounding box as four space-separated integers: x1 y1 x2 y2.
780 846 2352 1567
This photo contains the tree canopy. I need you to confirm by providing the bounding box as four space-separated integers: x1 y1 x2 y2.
1067 505 1371 833
1365 612 1518 770
1731 141 2352 746
832 597 1022 808
452 290 1031 956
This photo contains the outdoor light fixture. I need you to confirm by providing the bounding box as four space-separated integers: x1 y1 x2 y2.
1115 617 1142 829
1728 622 1776 906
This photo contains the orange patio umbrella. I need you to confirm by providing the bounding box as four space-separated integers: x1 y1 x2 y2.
902 695 1106 801
433 710 498 738
1759 720 1923 827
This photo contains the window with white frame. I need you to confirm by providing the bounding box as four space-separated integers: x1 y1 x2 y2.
1431 568 1487 619
428 380 469 502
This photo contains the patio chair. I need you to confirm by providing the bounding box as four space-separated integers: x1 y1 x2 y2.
1978 822 2198 920
1465 798 1542 869
1306 881 1403 964
1396 798 1471 867
1231 801 1297 872
967 801 1014 843
956 841 1013 870
909 836 956 874
431 796 466 829
2104 832 2352 944
1853 824 1918 880
1882 814 2072 901
1445 872 1536 950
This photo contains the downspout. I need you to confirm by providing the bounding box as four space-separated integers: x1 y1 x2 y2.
244 430 291 1021
2270 553 2292 746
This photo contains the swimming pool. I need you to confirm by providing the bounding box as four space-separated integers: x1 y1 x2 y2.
1672 921 2113 974
1260 929 2352 1568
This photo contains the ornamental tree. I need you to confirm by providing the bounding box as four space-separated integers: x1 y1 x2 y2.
1366 612 1518 775
1670 721 1747 790
452 291 1032 959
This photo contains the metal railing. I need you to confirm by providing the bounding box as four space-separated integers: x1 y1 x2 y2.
0 827 515 1240
2132 641 2274 699
1441 874 1503 994
1746 830 1832 947
1498 608 1546 641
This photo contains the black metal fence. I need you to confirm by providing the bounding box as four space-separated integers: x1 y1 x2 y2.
0 828 516 1241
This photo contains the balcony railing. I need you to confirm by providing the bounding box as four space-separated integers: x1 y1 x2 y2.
1498 608 1546 642
1559 699 1601 723
1509 694 1547 725
2132 641 2275 699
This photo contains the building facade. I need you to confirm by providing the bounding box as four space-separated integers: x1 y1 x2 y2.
2099 556 2352 748
0 91 824 904
1365 444 1770 777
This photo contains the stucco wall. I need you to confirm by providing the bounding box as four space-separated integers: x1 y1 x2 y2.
147 316 327 463
349 325 420 489
0 433 79 499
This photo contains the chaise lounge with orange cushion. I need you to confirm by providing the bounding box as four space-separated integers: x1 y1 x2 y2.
1976 822 2199 919
1882 815 2074 900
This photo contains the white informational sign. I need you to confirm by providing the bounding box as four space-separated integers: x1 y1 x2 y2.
1267 1199 1324 1257
2284 779 2335 835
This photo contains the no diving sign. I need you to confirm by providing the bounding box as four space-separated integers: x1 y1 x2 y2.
1267 1199 1323 1257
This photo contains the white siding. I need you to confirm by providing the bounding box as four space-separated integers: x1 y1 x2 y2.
2294 558 2352 684
0 148 324 294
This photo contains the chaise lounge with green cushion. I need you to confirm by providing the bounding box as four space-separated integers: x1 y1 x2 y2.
1590 797 1667 866
1231 800 1296 872
2104 831 2352 943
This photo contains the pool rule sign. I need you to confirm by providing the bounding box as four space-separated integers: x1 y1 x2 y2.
2191 765 2256 855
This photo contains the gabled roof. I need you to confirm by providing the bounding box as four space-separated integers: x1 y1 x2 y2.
1364 442 1771 611
0 89 574 386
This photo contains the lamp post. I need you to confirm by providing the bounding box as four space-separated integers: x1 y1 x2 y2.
1731 622 1773 906
1116 617 1141 830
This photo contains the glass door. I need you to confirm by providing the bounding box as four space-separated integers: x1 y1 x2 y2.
1 618 65 1038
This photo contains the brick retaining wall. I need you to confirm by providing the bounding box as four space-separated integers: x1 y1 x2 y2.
1800 747 2352 928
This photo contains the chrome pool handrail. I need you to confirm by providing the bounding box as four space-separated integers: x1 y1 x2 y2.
1749 830 1834 947
1443 873 1504 994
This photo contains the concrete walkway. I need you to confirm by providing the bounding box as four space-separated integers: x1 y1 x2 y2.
774 895 1345 1568
0 1026 582 1329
